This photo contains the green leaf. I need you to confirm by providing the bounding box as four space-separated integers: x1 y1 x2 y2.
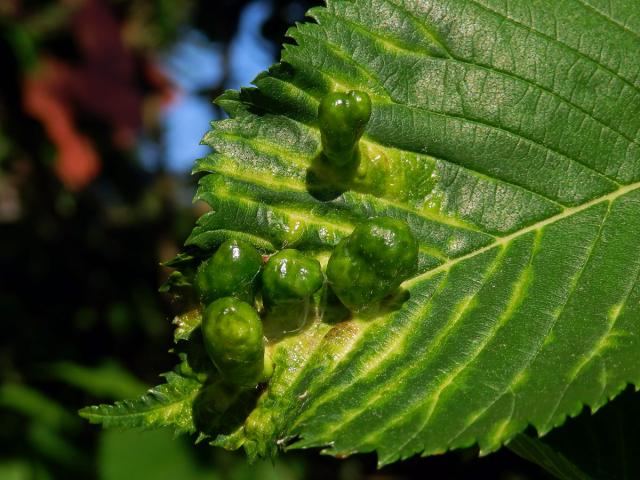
79 372 202 435
162 252 196 268
87 0 640 466
173 309 202 343
0 460 51 480
509 388 640 480
0 383 78 431
27 423 88 470
193 0 640 464
98 430 219 480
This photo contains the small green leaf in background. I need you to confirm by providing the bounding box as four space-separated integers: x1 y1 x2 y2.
0 460 52 480
98 430 216 480
0 383 77 431
98 429 305 480
0 383 87 470
50 361 147 400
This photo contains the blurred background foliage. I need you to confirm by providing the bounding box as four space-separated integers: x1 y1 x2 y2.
0 1 550 478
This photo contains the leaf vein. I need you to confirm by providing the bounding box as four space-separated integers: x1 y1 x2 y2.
468 0 640 93
444 198 613 444
543 244 640 428
315 246 508 447
381 236 537 459
572 0 640 41
406 181 640 285
336 8 640 149
290 32 620 186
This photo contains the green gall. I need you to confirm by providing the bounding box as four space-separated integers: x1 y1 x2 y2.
262 249 323 305
351 216 419 279
318 90 372 168
326 217 418 311
326 239 380 310
195 239 262 305
201 297 264 387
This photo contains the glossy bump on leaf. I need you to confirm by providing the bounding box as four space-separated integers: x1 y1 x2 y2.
351 217 419 279
326 217 418 311
262 249 323 305
201 297 264 387
195 239 262 305
318 90 371 167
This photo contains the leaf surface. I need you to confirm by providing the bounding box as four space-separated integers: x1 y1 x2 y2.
128 0 640 465
79 373 201 435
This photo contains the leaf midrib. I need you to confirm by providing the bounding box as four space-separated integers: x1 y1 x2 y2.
406 179 640 288
287 188 622 457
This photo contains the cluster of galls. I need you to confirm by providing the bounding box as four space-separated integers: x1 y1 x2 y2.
198 89 418 390
196 217 418 390
196 240 323 388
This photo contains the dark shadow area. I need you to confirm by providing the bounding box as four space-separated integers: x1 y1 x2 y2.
262 300 318 341
173 330 214 379
305 151 357 201
510 386 640 480
192 379 260 439
317 284 352 325
344 286 413 321
306 145 394 203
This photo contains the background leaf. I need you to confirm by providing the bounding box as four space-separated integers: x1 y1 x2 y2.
49 361 147 400
187 0 640 465
0 384 78 431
